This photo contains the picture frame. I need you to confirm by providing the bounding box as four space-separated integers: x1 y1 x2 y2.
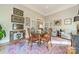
50 22 52 27
11 15 24 23
25 17 30 27
45 18 50 28
64 18 72 25
54 19 61 26
10 30 25 41
45 22 49 28
37 19 43 28
12 23 24 30
13 8 24 16
32 20 36 28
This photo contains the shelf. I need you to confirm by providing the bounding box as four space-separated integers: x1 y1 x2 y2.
11 29 25 32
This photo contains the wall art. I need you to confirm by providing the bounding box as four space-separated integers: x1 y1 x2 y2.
64 18 72 25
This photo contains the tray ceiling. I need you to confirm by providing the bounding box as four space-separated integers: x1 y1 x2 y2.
23 4 77 16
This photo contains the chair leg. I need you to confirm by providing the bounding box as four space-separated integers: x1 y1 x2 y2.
47 41 52 51
29 41 32 50
37 39 41 46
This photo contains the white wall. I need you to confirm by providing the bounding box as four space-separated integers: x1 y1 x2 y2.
0 4 44 44
46 5 79 34
0 4 79 43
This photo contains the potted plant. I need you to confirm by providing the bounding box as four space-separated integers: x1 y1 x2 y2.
0 25 6 40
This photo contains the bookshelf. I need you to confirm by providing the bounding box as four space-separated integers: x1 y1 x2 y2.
10 8 25 42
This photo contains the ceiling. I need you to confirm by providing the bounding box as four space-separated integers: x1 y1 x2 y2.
23 4 77 16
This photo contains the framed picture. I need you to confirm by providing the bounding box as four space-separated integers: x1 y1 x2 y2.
11 15 24 23
45 22 49 28
64 18 72 25
32 20 36 28
54 19 61 26
25 17 30 27
12 23 24 30
10 30 25 41
50 22 52 27
37 19 43 28
13 8 24 16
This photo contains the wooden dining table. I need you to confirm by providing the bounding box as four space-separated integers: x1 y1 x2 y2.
28 31 51 47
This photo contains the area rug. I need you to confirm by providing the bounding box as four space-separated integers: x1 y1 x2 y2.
0 37 70 54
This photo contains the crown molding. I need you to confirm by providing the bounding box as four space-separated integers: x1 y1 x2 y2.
22 4 78 16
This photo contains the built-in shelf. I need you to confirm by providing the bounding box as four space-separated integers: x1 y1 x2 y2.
12 29 25 31
10 7 25 42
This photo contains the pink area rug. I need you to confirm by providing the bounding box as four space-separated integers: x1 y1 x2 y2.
5 41 68 54
0 37 69 54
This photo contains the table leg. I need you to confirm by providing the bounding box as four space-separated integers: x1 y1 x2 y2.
37 34 41 46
